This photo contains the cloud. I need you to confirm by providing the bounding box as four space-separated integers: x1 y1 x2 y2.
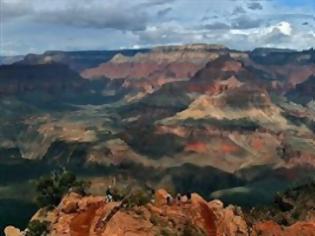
275 21 292 36
247 2 263 10
201 16 210 22
1 0 150 31
227 21 312 50
201 15 219 22
262 28 291 45
135 24 206 46
157 7 172 17
37 4 148 31
231 16 262 29
134 19 314 52
139 0 176 7
1 0 315 55
203 22 231 30
0 0 34 22
232 6 246 15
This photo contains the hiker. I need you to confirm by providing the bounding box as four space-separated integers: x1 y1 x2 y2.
106 185 113 202
176 193 182 205
166 194 173 205
184 192 192 203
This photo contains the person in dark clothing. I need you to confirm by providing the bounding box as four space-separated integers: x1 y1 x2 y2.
106 185 113 202
176 193 182 205
166 195 173 205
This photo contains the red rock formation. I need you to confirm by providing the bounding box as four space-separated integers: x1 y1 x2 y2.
6 189 315 236
81 45 230 93
185 141 209 153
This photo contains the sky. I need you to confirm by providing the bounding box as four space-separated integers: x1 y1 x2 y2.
0 0 315 56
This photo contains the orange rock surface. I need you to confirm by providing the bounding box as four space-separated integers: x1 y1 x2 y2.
253 221 315 236
12 190 315 236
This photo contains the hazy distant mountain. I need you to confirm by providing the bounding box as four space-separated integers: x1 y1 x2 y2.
16 49 149 72
0 55 24 65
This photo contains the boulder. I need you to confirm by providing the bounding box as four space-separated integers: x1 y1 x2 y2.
59 192 81 213
4 226 22 236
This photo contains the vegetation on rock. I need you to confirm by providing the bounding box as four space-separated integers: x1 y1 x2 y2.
26 220 49 236
35 169 89 208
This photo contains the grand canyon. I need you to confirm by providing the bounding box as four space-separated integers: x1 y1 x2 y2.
1 44 315 235
2 0 315 235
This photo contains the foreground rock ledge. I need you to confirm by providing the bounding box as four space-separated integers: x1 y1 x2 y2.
5 189 315 236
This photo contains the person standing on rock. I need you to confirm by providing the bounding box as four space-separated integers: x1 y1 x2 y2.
106 185 113 202
166 194 174 205
176 193 182 206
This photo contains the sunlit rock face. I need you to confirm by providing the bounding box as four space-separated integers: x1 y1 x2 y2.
10 188 315 236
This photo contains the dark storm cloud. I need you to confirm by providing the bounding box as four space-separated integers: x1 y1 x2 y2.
157 7 172 17
247 2 263 10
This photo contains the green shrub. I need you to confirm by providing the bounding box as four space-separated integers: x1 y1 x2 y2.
159 228 176 236
124 188 152 208
182 222 206 236
35 169 89 208
26 220 49 236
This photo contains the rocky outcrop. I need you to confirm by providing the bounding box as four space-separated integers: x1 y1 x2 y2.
4 226 23 236
208 201 249 236
286 75 315 104
81 45 315 98
26 190 226 236
10 189 315 236
81 44 237 93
